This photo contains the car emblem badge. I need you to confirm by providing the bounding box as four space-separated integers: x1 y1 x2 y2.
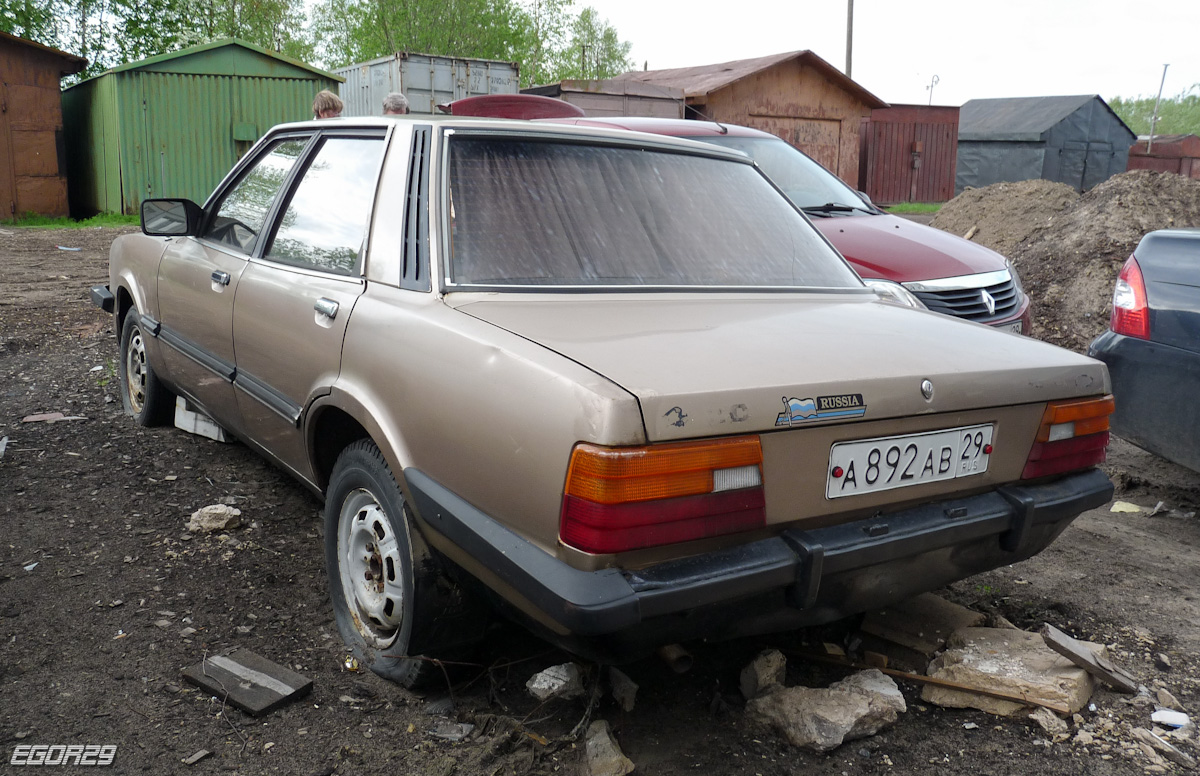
921 380 934 400
981 289 997 316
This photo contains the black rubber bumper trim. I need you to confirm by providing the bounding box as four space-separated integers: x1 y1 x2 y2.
90 285 114 313
405 467 1113 637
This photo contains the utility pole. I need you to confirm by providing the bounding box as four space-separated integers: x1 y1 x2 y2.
1148 64 1169 153
845 0 854 78
926 74 939 105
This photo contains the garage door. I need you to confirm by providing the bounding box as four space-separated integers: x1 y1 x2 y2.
747 116 842 173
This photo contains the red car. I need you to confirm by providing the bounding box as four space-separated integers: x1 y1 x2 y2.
551 116 1031 333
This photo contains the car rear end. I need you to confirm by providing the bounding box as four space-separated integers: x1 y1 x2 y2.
1089 228 1200 471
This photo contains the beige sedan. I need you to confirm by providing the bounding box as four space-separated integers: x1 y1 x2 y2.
94 116 1114 686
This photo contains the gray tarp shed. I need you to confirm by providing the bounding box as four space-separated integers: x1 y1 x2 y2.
956 95 1135 193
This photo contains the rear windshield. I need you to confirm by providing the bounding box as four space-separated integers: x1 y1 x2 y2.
445 137 862 289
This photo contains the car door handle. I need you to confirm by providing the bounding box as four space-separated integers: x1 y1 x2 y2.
314 298 339 320
211 270 231 286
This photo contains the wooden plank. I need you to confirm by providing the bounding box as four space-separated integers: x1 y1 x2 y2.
1039 623 1138 693
182 648 313 716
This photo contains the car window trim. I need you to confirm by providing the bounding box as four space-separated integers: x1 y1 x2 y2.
401 124 432 291
255 127 390 277
197 131 319 257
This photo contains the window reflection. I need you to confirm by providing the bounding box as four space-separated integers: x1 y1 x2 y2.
267 137 385 275
204 139 307 253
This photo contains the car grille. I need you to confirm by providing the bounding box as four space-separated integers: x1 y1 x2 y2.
910 277 1021 323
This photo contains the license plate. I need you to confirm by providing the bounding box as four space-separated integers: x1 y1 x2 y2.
826 424 993 499
998 321 1022 335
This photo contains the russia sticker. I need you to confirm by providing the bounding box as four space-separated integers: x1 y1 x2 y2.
776 393 866 426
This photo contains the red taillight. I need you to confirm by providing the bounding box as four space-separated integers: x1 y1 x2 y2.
1021 395 1114 479
1110 256 1150 340
560 437 766 554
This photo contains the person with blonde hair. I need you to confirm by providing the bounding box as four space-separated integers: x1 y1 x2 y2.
313 90 343 119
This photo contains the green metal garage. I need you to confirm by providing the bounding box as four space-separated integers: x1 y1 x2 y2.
62 39 341 216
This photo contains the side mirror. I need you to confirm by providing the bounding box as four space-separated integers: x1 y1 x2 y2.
141 199 203 237
857 190 874 205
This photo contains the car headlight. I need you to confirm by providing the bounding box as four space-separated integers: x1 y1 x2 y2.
1005 259 1025 293
864 279 928 310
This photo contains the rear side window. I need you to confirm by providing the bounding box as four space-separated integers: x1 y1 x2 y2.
266 136 386 274
446 137 860 289
203 139 307 253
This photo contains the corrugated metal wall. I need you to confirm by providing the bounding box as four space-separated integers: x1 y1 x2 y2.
336 52 518 116
859 105 958 204
64 45 338 215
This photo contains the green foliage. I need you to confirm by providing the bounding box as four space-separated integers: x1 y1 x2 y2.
886 202 941 214
550 6 632 82
0 0 59 45
1110 84 1200 136
5 212 139 227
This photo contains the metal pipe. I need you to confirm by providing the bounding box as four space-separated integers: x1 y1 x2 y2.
1148 63 1170 154
657 643 693 674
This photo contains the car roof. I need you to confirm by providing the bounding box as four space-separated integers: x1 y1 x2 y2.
265 115 756 161
544 115 778 140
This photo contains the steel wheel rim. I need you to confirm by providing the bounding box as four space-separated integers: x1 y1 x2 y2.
125 325 148 414
337 489 405 648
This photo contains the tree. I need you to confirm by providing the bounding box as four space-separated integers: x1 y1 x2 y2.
1110 85 1200 137
551 6 631 81
0 0 60 46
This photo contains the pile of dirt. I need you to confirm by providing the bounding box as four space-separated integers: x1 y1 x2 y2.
930 179 1079 259
933 171 1200 350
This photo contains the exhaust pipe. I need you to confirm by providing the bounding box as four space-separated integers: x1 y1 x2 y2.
657 643 693 674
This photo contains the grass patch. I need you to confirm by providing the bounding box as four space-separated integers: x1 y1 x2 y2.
4 212 138 228
885 202 941 214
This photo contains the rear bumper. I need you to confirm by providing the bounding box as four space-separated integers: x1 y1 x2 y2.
406 468 1112 663
1089 330 1200 472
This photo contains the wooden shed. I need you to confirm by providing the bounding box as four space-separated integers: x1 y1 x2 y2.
0 31 86 219
1126 134 1200 180
614 50 887 184
858 104 959 204
522 80 683 118
62 39 341 216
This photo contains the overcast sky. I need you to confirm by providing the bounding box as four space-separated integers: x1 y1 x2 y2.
589 0 1200 107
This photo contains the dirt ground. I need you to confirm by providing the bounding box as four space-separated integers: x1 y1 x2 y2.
3 217 1200 776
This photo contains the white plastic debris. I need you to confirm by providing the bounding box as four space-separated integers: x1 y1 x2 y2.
1110 501 1142 513
1152 709 1189 728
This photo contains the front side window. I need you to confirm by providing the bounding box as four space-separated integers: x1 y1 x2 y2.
266 136 386 274
446 137 861 289
202 139 308 253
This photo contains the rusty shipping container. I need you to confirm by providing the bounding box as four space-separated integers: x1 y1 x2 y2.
0 31 86 219
335 52 518 116
1127 134 1200 180
859 104 959 205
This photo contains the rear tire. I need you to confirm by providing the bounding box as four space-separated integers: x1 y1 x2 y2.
324 440 484 687
119 309 174 426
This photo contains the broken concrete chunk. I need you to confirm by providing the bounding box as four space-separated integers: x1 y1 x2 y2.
740 649 786 700
1152 709 1189 728
186 504 242 533
585 720 634 776
608 667 638 713
861 594 986 658
922 627 1094 716
1028 706 1069 735
746 669 905 753
526 662 584 702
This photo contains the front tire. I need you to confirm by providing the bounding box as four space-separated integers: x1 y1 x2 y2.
324 440 482 687
119 308 174 426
